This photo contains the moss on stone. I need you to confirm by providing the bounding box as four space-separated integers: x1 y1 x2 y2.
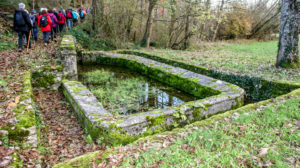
32 72 56 88
118 50 300 101
3 71 37 141
146 115 166 126
1 125 30 142
70 86 86 92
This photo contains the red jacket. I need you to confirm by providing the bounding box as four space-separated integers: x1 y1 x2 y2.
38 14 52 32
57 13 66 24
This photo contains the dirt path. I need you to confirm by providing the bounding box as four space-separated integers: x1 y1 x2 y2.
34 90 103 167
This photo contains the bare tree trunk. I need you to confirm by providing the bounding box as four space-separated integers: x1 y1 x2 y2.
168 0 177 47
276 0 300 68
141 0 157 48
126 16 134 41
183 2 191 50
92 0 97 31
32 0 35 9
212 0 225 41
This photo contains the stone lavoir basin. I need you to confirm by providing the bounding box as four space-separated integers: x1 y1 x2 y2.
62 49 245 145
78 65 198 116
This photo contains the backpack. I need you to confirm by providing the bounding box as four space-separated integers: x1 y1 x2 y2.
15 12 25 26
72 11 78 20
66 10 72 18
50 15 55 24
80 11 85 19
58 14 63 21
40 15 49 27
29 14 36 26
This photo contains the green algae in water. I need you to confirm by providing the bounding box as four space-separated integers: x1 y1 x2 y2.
79 65 197 115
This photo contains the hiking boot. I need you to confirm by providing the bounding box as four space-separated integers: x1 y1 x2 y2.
18 48 22 52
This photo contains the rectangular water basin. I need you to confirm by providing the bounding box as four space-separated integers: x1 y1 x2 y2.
78 65 198 116
62 51 245 145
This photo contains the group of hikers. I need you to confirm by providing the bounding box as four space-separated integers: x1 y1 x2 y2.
13 3 89 52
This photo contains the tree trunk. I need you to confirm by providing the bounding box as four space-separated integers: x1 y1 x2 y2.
276 0 300 68
183 6 191 49
92 0 97 31
141 0 157 48
212 0 225 41
32 0 35 9
168 0 177 47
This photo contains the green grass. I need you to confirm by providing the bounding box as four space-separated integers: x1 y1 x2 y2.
121 97 300 167
0 40 16 51
0 32 17 51
140 40 300 82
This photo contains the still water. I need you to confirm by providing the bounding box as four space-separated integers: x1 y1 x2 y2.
78 65 197 115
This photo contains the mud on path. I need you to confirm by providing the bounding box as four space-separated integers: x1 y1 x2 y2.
34 90 103 167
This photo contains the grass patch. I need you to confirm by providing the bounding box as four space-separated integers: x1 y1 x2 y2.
0 40 16 51
140 40 300 82
121 97 300 167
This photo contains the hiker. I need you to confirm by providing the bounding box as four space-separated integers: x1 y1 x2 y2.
48 9 58 42
53 8 59 33
29 9 38 42
79 8 86 23
38 9 53 45
13 3 32 52
57 10 66 33
66 9 73 29
72 10 79 26
60 8 66 18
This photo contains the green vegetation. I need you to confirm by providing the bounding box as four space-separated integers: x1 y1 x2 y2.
0 33 16 51
139 40 300 83
0 40 16 51
121 96 300 167
68 24 116 51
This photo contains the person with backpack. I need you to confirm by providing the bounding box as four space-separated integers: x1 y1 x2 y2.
38 9 53 45
53 8 59 33
72 10 79 26
48 9 58 42
29 9 38 42
57 10 66 33
14 3 32 52
79 8 86 23
66 9 73 29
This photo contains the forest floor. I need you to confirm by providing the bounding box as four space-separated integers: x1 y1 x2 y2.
0 35 104 167
140 40 300 83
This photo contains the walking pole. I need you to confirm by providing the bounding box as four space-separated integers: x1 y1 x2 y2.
27 30 32 52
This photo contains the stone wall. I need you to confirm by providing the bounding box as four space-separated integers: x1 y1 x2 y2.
64 51 245 145
0 72 37 147
59 35 78 80
117 50 300 101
